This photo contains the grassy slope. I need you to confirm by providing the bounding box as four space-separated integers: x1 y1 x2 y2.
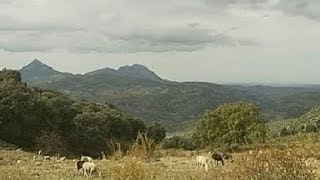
2 133 320 180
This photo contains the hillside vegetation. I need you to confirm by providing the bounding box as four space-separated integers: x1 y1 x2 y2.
0 69 166 158
19 60 320 129
1 135 320 179
3 66 320 179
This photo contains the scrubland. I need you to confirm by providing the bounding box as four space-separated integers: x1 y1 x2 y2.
1 135 320 180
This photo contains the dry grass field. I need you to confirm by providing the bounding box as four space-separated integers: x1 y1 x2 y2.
1 136 320 180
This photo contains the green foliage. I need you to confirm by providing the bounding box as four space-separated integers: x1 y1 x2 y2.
20 60 320 130
162 136 198 150
0 69 22 82
275 91 320 118
0 69 150 157
146 122 166 144
280 106 320 137
194 102 267 148
280 127 295 136
34 131 68 155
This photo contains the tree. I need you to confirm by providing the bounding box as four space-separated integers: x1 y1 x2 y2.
194 101 267 148
0 69 22 82
0 69 147 157
146 122 166 144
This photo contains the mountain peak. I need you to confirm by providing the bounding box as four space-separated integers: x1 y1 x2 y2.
30 59 42 64
117 64 162 81
24 59 53 70
20 59 70 83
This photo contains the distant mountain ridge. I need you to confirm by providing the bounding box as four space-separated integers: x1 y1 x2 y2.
20 59 72 84
85 64 162 81
18 59 320 130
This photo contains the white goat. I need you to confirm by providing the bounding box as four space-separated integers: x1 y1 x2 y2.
81 156 93 163
57 157 66 162
83 162 101 178
195 155 211 171
43 156 50 161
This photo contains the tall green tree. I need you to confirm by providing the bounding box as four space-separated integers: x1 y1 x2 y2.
194 101 267 148
146 122 166 144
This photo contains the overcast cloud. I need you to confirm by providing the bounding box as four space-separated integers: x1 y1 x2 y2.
0 0 319 84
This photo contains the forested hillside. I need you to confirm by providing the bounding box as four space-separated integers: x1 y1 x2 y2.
0 69 163 157
19 60 320 129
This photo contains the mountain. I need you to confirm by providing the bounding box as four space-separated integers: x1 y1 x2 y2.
85 67 118 76
85 64 162 81
19 59 72 84
117 64 162 81
19 60 320 130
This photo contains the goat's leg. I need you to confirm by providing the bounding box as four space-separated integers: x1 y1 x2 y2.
84 169 88 178
205 163 209 171
89 169 92 178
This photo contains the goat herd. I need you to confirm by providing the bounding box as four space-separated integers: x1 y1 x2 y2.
195 151 233 171
76 156 101 178
13 149 235 179
76 152 233 178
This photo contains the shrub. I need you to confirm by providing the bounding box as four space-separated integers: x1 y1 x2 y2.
305 124 317 133
146 122 166 144
162 136 199 150
230 148 315 179
109 157 155 180
162 136 181 149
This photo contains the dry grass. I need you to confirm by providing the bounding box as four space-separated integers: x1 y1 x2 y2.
1 140 320 180
229 148 315 179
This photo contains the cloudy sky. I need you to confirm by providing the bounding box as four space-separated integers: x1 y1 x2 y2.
0 0 319 84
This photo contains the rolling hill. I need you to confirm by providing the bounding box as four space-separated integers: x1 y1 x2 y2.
19 60 320 129
20 59 72 85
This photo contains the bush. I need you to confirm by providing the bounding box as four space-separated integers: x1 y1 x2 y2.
146 123 166 144
280 127 296 136
34 131 68 156
162 136 181 149
194 102 267 148
305 124 317 133
162 136 198 150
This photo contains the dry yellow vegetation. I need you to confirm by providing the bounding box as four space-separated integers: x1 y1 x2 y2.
1 137 320 180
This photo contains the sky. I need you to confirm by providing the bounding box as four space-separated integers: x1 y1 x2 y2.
0 0 319 84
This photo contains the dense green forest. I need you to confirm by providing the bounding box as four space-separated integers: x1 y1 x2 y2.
0 69 166 157
19 60 320 130
3 64 320 157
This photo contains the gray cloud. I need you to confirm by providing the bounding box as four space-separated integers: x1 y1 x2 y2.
0 0 319 84
3 0 318 54
61 28 259 53
275 0 320 21
205 0 270 8
0 23 258 53
0 19 257 53
206 0 320 22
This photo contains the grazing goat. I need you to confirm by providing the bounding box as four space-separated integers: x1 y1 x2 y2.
76 160 85 175
222 153 233 163
212 153 224 166
195 155 211 171
83 162 101 178
81 156 93 163
57 157 66 162
43 156 50 161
